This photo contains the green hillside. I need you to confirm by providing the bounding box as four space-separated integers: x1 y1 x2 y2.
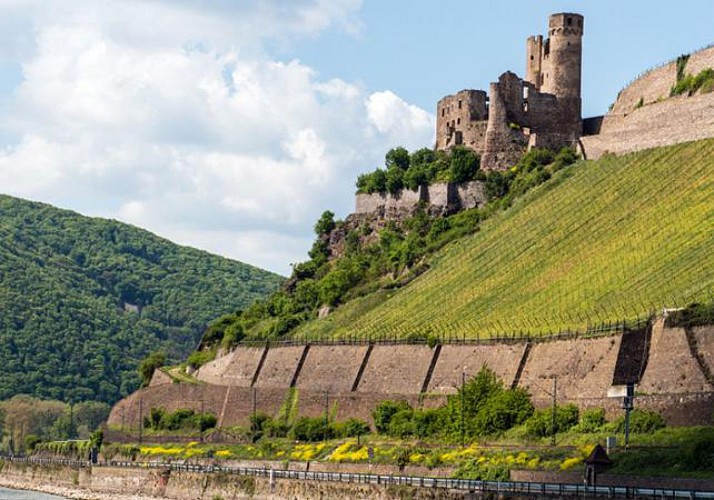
0 195 283 402
294 139 714 340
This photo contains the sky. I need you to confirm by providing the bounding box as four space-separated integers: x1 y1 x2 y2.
0 1 712 276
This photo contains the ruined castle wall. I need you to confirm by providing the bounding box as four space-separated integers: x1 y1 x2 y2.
517 334 621 406
427 344 526 394
456 181 486 210
610 46 714 114
638 322 712 395
580 91 714 159
355 345 435 394
195 346 265 386
355 181 487 216
295 345 369 392
436 89 488 151
354 188 422 215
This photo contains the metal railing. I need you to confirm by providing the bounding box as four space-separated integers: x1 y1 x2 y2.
4 456 714 499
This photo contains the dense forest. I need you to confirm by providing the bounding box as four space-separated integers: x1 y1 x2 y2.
0 195 283 403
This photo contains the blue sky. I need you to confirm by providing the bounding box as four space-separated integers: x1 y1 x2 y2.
0 1 711 274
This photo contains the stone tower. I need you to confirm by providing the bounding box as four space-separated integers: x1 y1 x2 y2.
526 13 583 133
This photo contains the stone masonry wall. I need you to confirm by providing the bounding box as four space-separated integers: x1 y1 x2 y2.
428 344 526 394
195 346 265 386
355 345 435 394
355 181 486 216
581 45 714 159
110 322 714 430
517 334 622 406
295 345 369 392
580 91 714 159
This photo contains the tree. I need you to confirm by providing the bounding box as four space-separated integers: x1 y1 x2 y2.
385 147 410 171
138 351 165 388
372 400 412 434
449 146 480 183
314 210 336 236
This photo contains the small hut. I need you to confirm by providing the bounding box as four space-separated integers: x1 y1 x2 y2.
584 444 613 486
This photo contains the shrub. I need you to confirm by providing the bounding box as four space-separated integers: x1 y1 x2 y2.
525 404 579 438
575 408 607 433
138 351 165 387
341 418 370 438
614 409 665 434
372 400 413 434
292 416 332 442
186 350 216 370
387 409 416 438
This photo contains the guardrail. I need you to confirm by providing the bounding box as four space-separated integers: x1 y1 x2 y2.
4 456 714 499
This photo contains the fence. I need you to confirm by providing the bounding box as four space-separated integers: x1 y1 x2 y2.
3 456 714 499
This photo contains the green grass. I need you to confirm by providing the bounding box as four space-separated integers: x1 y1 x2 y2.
294 139 714 340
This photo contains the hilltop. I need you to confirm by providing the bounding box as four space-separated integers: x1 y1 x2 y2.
0 194 283 403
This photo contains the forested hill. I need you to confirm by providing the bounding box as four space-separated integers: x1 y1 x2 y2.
0 194 283 403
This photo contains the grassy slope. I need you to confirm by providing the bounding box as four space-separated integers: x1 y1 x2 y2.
295 139 714 340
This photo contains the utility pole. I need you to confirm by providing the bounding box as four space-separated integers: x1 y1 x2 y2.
138 399 143 445
460 369 466 448
551 376 558 446
252 387 257 442
324 390 329 442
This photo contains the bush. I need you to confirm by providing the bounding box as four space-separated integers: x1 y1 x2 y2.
186 350 216 370
525 404 579 438
614 409 665 434
372 400 412 434
387 409 416 438
575 408 607 433
341 418 370 438
292 416 332 442
138 351 165 387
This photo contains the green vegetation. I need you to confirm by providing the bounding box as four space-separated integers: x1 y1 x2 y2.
0 395 110 454
292 139 714 339
143 407 217 433
0 195 283 402
671 67 714 96
371 368 533 442
200 147 577 344
356 146 481 194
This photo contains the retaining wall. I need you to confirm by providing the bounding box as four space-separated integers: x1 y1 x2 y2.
195 346 266 386
517 334 621 405
428 344 526 393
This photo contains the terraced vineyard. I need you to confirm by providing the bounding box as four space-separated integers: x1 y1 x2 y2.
295 139 714 340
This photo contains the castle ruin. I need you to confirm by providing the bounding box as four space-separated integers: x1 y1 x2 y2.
436 13 584 170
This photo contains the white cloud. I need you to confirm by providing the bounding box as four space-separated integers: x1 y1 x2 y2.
0 0 434 275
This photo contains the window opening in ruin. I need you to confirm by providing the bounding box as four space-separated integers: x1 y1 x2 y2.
455 131 463 145
530 55 534 60
578 19 582 27
441 109 445 117
457 118 461 125
458 100 462 109
567 17 572 25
